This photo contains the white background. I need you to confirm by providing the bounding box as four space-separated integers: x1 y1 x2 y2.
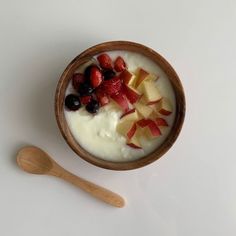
0 0 236 235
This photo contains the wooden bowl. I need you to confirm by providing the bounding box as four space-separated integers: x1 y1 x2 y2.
55 41 185 170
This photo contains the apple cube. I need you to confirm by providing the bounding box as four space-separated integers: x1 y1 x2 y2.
135 68 149 88
127 129 142 149
120 109 139 122
119 69 136 86
117 121 137 139
137 119 161 138
110 91 129 112
122 85 141 104
142 81 162 104
134 102 153 118
159 97 172 116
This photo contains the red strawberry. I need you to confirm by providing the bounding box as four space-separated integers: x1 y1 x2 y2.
97 53 113 70
155 118 168 127
72 73 85 90
90 67 103 88
80 95 92 105
96 89 109 106
114 56 126 72
102 76 122 95
110 91 129 112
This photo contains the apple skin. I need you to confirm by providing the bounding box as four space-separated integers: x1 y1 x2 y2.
155 118 168 127
127 123 137 139
135 68 149 88
127 143 142 149
136 119 161 137
158 98 172 116
122 85 141 104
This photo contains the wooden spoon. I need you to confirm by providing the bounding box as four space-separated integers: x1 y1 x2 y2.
16 146 125 208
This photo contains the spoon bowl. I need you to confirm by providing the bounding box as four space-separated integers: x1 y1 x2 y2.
17 146 53 174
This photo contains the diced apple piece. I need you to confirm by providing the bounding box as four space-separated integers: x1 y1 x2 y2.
137 119 161 138
146 121 161 138
155 118 168 127
142 81 162 104
135 68 149 88
134 102 153 118
122 85 141 104
120 109 139 122
127 130 142 149
159 97 172 116
110 91 129 112
116 121 136 140
119 70 136 86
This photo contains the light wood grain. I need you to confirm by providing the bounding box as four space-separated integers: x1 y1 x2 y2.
55 41 186 170
17 146 125 208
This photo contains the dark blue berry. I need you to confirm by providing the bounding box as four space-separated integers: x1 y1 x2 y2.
65 94 81 111
85 99 99 114
78 83 94 96
103 69 116 80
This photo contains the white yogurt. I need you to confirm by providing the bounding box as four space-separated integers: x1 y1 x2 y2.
65 51 176 162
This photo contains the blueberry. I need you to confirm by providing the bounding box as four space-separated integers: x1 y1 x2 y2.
65 94 81 111
78 83 94 96
85 99 99 114
103 69 116 80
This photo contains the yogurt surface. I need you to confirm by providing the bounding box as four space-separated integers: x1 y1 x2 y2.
65 51 176 162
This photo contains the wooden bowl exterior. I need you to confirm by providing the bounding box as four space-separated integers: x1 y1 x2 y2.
55 41 185 170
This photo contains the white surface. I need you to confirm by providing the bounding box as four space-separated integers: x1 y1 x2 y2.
0 0 236 235
65 50 176 162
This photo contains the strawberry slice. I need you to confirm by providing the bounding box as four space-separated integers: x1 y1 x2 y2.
114 56 126 72
97 53 113 70
110 91 129 112
96 89 109 106
102 76 122 95
80 95 92 105
122 85 141 104
72 73 85 90
155 118 168 127
90 67 103 88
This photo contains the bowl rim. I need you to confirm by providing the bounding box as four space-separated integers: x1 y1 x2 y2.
55 40 186 170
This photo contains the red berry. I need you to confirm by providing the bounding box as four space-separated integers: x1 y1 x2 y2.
90 67 103 88
72 73 85 90
80 95 92 105
102 76 122 95
114 56 126 72
97 54 113 70
96 89 109 106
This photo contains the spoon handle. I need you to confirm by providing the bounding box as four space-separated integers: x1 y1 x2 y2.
54 169 125 208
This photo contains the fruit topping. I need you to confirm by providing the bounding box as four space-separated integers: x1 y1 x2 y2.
72 73 85 90
110 91 129 112
102 76 122 95
97 53 113 70
80 95 92 105
122 85 141 104
103 69 116 80
96 89 109 106
85 99 100 114
114 56 126 72
78 83 94 96
90 66 103 88
65 94 81 111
